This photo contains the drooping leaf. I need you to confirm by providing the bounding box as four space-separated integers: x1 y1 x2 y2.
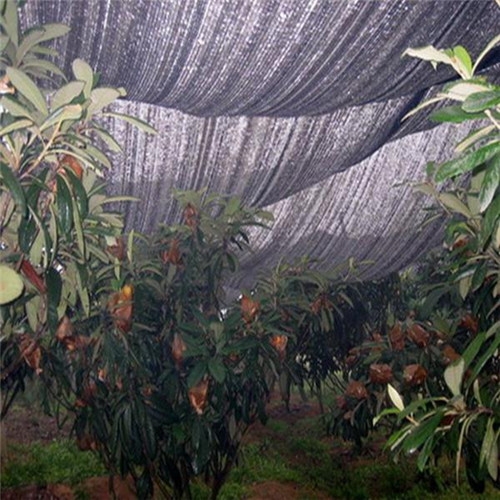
402 412 443 453
465 333 500 390
1 95 38 121
0 161 26 216
478 154 500 213
187 362 207 388
46 266 62 331
6 67 48 115
456 125 496 154
56 173 74 234
92 127 122 153
480 193 500 246
479 419 498 481
72 186 86 258
0 0 19 46
458 273 473 300
84 143 112 169
102 111 158 135
473 33 500 74
460 331 486 372
0 34 8 53
486 431 498 481
444 358 464 396
22 58 66 80
0 265 24 304
64 167 89 219
0 117 33 135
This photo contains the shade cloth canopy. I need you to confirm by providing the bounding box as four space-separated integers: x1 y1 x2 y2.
20 0 500 285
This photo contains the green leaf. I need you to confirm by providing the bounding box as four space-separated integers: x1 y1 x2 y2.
487 431 499 481
466 333 500 390
0 34 8 53
456 125 496 154
72 59 94 98
208 358 226 383
0 95 38 121
40 104 82 132
0 161 26 216
444 358 464 396
443 81 491 102
0 0 19 46
439 193 472 218
101 111 157 135
56 173 74 234
402 95 447 121
46 266 62 331
18 212 37 254
473 34 500 74
86 87 122 116
458 273 473 300
0 265 24 304
471 261 488 292
92 127 122 153
51 81 85 110
478 154 500 213
462 89 500 113
187 362 207 388
64 167 89 218
480 193 500 246
26 295 41 331
402 412 443 453
0 117 33 135
6 67 48 115
15 28 45 63
49 147 96 170
22 58 66 80
461 331 486 371
479 418 498 479
436 142 500 182
84 143 112 169
429 105 485 123
36 23 70 44
451 46 473 79
72 186 86 258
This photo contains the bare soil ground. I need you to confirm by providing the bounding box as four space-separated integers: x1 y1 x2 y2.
0 394 350 499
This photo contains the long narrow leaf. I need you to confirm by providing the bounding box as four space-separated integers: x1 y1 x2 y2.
472 34 500 74
436 142 500 182
0 161 26 216
0 117 33 135
6 67 48 115
101 111 157 135
479 154 500 213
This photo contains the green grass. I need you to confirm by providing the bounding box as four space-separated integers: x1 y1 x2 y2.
1 439 106 488
2 407 499 499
